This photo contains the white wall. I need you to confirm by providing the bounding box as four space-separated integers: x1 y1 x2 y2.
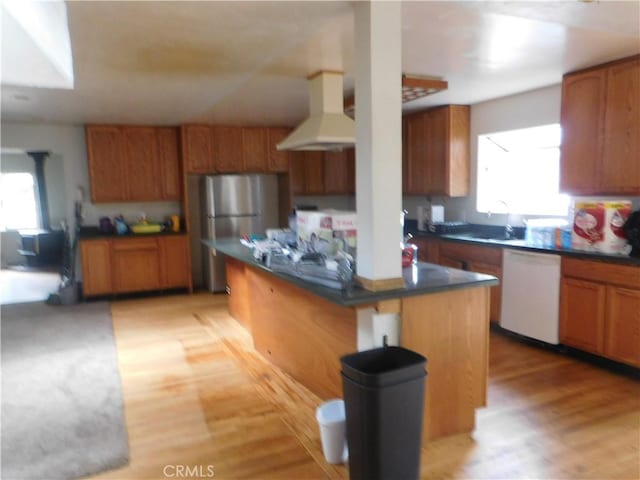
0 122 181 228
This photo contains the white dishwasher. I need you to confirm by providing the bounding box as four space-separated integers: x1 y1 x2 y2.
500 249 561 344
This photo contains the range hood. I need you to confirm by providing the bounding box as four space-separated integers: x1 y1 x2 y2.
277 71 355 151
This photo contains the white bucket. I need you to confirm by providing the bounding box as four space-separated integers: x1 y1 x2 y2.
316 399 348 464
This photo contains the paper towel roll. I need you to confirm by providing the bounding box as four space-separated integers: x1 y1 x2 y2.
599 201 632 254
572 200 631 253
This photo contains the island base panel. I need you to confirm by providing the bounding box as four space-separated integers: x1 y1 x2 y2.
245 267 357 399
401 286 490 442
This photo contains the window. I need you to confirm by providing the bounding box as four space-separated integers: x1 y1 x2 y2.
0 172 39 231
476 124 570 217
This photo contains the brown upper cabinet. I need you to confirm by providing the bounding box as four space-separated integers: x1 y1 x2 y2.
560 55 640 195
123 127 160 201
404 105 470 197
181 125 293 175
212 126 243 173
303 151 325 195
267 128 291 172
86 125 181 203
86 125 127 202
242 127 268 172
156 127 182 200
324 148 356 195
181 125 215 174
290 149 355 196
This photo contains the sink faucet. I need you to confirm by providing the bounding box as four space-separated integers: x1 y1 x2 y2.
496 200 514 239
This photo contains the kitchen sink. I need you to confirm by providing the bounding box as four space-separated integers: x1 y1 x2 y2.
445 233 526 246
469 233 510 240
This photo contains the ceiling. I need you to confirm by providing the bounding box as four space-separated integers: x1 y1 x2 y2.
1 1 639 127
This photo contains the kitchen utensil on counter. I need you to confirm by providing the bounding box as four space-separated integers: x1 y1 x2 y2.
99 217 113 234
170 215 180 232
431 205 445 223
114 215 128 235
131 223 163 234
402 233 418 268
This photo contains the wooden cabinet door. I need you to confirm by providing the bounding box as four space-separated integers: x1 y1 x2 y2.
213 126 243 173
160 235 190 288
303 151 325 194
324 148 355 194
559 69 606 194
425 107 447 195
408 238 441 264
242 127 268 172
226 257 251 329
406 113 427 195
602 57 640 194
267 127 291 172
80 240 112 296
157 127 181 200
402 117 409 193
439 255 465 270
605 286 640 367
86 126 127 202
289 152 305 195
112 238 161 293
123 127 160 201
469 261 502 324
447 105 470 197
181 125 214 174
560 277 606 354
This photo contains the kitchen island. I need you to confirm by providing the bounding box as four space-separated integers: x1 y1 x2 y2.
206 238 498 442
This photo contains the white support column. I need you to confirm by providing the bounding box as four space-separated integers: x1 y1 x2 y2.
354 1 403 283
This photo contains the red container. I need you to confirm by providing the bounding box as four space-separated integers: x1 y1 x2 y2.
402 243 418 268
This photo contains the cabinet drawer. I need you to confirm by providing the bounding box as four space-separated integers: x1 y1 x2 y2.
562 257 640 289
112 238 159 251
439 242 502 266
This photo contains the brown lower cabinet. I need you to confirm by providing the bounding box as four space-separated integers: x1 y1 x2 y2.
80 235 190 296
560 257 640 367
437 241 503 324
79 239 113 296
225 257 250 329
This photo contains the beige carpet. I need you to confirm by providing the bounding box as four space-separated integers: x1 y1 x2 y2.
1 301 130 479
0 269 60 305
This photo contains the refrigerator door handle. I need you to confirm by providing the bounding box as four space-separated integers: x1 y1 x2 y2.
208 213 259 219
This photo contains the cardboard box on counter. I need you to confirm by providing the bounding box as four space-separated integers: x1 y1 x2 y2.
296 210 357 257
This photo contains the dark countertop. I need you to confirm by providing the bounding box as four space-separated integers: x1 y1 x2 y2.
206 238 499 307
78 227 187 239
405 227 640 267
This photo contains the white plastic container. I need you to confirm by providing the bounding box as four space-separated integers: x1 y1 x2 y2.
316 399 348 464
525 218 568 248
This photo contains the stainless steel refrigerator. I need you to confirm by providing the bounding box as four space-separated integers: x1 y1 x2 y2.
201 174 278 292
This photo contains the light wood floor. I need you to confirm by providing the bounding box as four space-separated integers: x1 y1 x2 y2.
91 293 640 480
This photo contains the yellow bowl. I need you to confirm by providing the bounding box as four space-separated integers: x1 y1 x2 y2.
130 224 163 234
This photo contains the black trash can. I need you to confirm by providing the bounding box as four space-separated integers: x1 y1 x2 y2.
341 346 427 480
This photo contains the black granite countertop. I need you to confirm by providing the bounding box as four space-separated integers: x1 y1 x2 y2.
78 227 187 239
404 222 640 267
206 238 499 307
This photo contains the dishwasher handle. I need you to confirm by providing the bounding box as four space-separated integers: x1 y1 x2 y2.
504 249 560 266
